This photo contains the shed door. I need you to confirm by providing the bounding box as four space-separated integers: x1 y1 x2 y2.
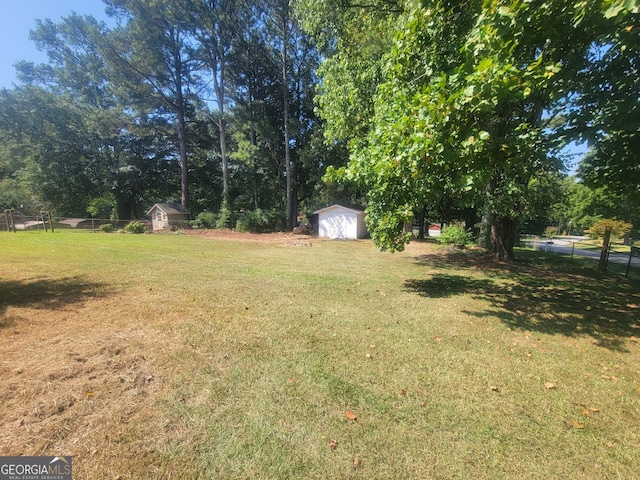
328 214 346 239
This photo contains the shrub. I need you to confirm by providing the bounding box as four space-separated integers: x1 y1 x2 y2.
192 212 217 229
587 219 633 239
236 209 286 233
125 221 147 234
437 224 473 248
99 223 114 233
216 204 235 229
236 209 270 233
544 226 558 239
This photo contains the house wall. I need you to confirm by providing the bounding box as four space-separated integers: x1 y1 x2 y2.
152 209 169 230
151 210 189 230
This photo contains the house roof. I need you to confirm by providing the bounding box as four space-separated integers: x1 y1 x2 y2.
147 202 191 216
313 204 364 215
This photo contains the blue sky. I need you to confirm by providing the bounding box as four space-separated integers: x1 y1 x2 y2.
0 0 110 89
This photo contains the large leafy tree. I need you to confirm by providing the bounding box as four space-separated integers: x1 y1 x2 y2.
13 12 178 219
305 0 633 259
574 5 639 207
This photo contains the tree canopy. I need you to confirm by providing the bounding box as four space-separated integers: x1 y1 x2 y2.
0 0 637 253
301 0 638 257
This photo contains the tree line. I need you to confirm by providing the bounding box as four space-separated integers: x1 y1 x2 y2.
0 0 351 231
0 0 637 258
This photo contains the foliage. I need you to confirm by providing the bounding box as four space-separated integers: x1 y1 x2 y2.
0 0 326 223
87 195 117 220
587 218 633 239
571 5 639 207
235 209 285 233
124 221 147 234
99 223 114 233
544 226 558 239
437 224 473 248
306 0 636 261
192 212 218 229
216 204 235 229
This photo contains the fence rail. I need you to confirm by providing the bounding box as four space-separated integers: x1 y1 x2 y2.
0 216 143 233
521 235 640 279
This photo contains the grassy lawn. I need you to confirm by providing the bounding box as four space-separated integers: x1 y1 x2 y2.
1 231 639 479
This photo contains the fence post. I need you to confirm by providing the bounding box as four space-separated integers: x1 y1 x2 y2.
627 246 639 278
598 226 612 272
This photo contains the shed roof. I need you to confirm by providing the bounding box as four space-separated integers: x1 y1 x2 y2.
147 202 191 216
313 204 364 215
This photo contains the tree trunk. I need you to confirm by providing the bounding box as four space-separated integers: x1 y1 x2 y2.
417 206 426 239
489 216 518 260
282 19 295 231
175 53 189 210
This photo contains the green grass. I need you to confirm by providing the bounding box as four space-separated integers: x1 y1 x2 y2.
2 231 640 479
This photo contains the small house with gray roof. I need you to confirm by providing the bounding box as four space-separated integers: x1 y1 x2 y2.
147 203 191 231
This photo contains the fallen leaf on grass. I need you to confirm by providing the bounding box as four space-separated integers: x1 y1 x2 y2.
353 457 360 468
589 407 600 412
544 382 556 390
607 441 614 448
573 421 584 429
85 390 94 398
489 385 500 392
434 336 442 342
582 410 592 417
328 439 338 451
345 411 358 421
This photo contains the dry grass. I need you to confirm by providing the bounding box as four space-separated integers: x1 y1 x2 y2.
1 230 639 479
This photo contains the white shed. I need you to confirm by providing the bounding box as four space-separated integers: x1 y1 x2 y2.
314 204 367 240
147 203 191 231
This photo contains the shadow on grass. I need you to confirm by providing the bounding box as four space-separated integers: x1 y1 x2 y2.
405 250 640 351
0 277 109 326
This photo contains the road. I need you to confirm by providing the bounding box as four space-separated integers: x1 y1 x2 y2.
527 237 635 266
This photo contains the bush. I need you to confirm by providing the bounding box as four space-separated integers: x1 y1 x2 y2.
99 223 114 233
437 224 473 248
216 204 235 229
544 226 558 239
192 212 217 229
236 209 286 233
587 219 633 240
125 221 147 234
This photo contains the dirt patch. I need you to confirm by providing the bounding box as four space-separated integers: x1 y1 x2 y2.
181 228 313 244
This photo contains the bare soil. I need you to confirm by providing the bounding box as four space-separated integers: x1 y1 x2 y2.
181 228 313 244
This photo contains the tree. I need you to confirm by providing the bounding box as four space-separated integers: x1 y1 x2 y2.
307 0 627 259
103 0 200 209
14 12 179 219
190 0 246 220
572 4 639 207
